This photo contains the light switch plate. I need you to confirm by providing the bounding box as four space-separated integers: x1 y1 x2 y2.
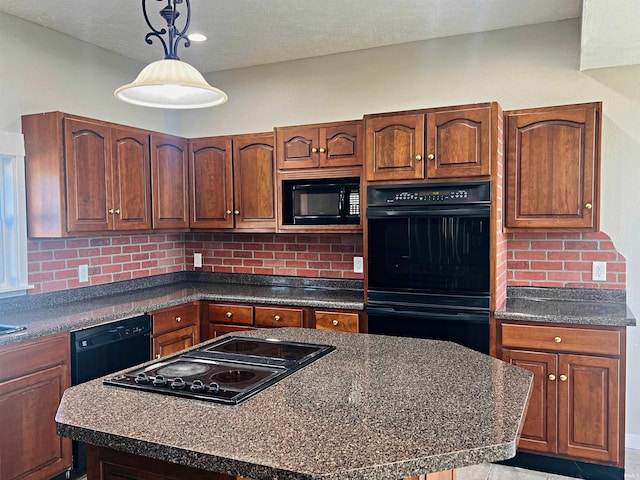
194 253 203 268
353 256 364 273
78 264 89 283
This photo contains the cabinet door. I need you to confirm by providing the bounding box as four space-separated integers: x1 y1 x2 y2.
151 134 189 230
152 325 199 359
111 128 151 231
505 103 600 229
558 354 620 463
365 114 425 181
0 364 71 480
276 126 320 169
426 107 491 179
502 349 558 454
208 324 255 340
233 133 276 230
189 137 234 229
319 122 363 168
64 117 113 232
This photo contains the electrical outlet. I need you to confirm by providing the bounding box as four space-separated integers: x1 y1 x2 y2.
592 261 607 281
353 256 364 273
78 264 89 283
194 253 203 268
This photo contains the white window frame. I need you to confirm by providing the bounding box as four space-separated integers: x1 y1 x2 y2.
0 131 31 297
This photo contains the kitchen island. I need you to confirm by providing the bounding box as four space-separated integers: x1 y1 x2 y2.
56 328 532 480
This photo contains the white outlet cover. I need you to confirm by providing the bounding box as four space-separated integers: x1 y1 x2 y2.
353 256 364 273
78 264 89 283
194 253 203 268
592 261 607 281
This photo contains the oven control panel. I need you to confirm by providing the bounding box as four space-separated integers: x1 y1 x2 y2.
367 181 491 206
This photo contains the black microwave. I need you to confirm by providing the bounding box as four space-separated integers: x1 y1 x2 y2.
286 180 360 225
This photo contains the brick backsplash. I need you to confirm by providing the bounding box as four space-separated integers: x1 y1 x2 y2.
506 231 626 289
27 234 185 293
184 233 364 279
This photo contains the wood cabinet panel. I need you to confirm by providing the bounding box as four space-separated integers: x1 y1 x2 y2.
208 324 255 339
151 304 200 358
151 134 189 230
426 107 491 179
254 306 304 328
365 114 425 181
314 311 359 333
208 304 254 326
319 122 363 168
189 137 234 229
152 326 198 359
276 126 319 169
233 133 276 230
152 304 198 336
505 103 601 230
111 128 151 230
0 333 71 480
64 117 112 232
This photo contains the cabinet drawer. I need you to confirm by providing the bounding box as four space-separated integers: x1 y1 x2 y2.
255 306 303 328
153 304 198 336
209 304 253 325
0 332 69 381
315 311 359 332
500 323 622 356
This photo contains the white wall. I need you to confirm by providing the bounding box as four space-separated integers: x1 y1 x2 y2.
1 12 638 446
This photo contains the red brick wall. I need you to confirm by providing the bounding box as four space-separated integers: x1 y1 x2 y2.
27 234 185 293
506 231 626 289
494 109 508 309
184 233 364 279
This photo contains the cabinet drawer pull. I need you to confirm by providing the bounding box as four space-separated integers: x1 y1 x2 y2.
175 316 181 322
226 312 233 318
548 374 556 381
274 315 281 321
332 319 339 326
427 153 435 160
560 374 568 382
554 336 562 343
585 203 593 210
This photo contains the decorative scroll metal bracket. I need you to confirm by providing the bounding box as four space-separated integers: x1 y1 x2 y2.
142 0 192 60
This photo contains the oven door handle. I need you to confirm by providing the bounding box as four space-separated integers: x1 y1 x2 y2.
366 306 489 324
366 204 490 218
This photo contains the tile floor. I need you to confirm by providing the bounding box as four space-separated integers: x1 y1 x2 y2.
456 448 640 480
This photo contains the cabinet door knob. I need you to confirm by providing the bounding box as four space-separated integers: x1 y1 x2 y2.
234 210 240 215
548 374 556 381
175 316 181 322
108 208 115 214
319 147 326 153
560 374 568 382
554 336 562 343
427 153 435 160
226 210 232 215
585 203 593 210
331 319 339 326
155 354 161 359
226 312 233 318
114 209 120 215
415 155 422 161
274 315 281 321
311 147 318 153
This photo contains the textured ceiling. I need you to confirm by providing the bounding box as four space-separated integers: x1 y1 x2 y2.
0 0 583 73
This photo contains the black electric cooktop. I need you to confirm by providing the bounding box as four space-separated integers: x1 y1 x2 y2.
103 336 335 404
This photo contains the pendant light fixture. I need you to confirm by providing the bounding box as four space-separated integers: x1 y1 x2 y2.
115 0 227 109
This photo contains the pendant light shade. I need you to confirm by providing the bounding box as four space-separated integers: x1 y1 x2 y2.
115 59 227 109
115 0 227 109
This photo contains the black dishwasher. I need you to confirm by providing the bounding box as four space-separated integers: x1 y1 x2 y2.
70 315 151 476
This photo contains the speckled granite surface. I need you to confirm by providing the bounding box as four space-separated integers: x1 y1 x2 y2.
495 287 635 327
56 328 533 480
0 274 364 347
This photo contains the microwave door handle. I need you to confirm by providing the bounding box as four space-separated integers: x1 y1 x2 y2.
339 188 346 218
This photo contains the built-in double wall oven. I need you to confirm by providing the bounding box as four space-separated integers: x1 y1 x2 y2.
366 181 491 354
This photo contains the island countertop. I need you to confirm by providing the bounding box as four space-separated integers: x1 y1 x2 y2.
56 328 532 480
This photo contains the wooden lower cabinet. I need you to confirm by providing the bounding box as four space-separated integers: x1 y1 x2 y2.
0 333 72 480
314 309 360 333
151 303 200 359
498 321 624 467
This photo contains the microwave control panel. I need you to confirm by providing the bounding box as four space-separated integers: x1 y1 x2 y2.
367 181 491 206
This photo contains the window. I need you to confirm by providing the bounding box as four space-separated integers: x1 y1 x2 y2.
0 132 30 297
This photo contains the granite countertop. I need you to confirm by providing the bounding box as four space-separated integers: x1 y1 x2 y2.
56 327 533 480
0 273 364 347
495 287 636 327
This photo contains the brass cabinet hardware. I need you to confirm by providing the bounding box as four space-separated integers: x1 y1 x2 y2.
332 319 339 326
226 312 232 318
560 374 568 382
548 374 556 381
554 336 562 343
175 316 181 322
585 203 593 210
226 209 232 215
427 153 435 160
274 315 281 321
311 147 318 153
234 210 240 215
415 155 422 161
319 147 326 153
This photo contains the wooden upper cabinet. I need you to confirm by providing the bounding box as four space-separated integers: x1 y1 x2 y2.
233 133 276 230
189 136 234 229
365 113 425 181
276 120 363 170
64 117 113 232
111 128 152 231
426 106 492 179
505 102 601 230
151 133 189 230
